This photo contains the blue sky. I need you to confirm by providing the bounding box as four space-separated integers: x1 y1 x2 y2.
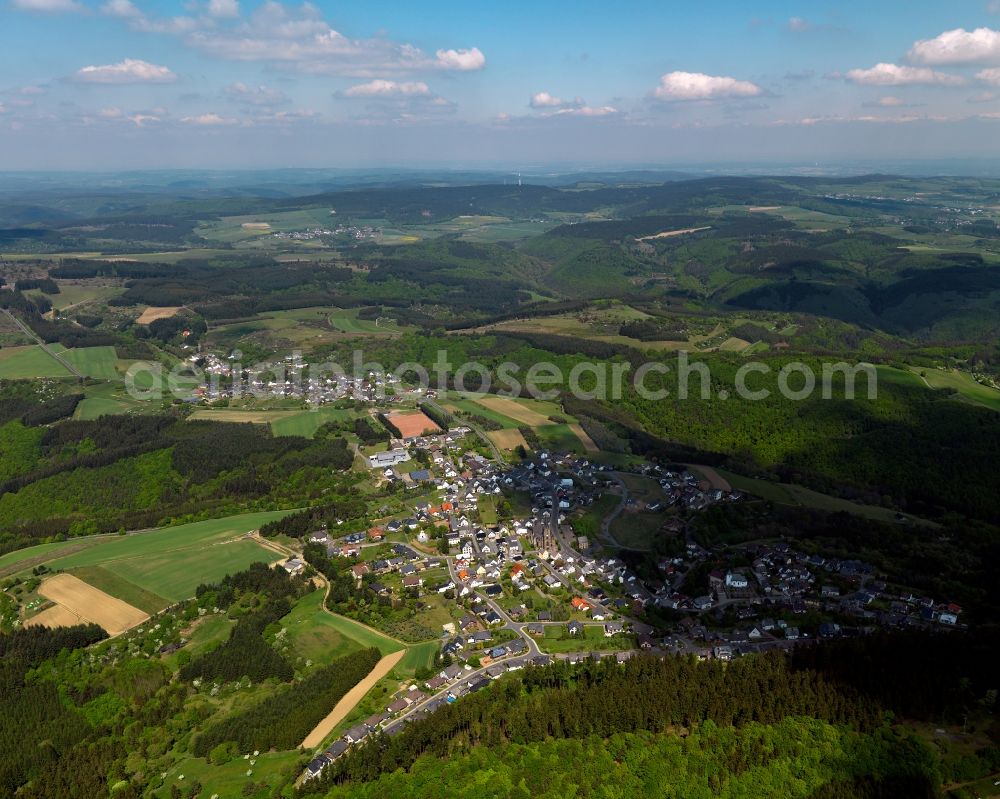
3 0 1000 168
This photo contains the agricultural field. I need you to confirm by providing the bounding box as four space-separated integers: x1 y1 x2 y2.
6 511 295 604
28 573 149 635
486 427 529 451
0 344 70 378
52 345 120 379
136 306 183 325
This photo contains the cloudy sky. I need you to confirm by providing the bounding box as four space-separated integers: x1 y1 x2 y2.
4 0 1000 169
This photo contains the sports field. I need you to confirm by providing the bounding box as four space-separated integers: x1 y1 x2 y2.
386 410 440 439
30 573 149 635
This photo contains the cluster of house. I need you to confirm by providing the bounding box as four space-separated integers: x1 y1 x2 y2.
270 223 378 241
634 539 966 656
304 651 552 782
655 469 743 511
192 362 435 406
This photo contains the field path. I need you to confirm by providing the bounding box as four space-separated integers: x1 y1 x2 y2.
300 650 406 749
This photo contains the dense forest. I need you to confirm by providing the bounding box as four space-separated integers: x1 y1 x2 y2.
0 400 361 555
306 630 998 797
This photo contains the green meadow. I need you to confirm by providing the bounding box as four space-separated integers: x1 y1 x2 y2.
9 511 296 603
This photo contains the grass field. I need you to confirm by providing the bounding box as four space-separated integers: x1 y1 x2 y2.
534 424 586 454
538 624 635 653
186 406 355 437
53 345 120 379
68 564 170 614
327 307 404 335
309 610 405 657
609 510 667 550
23 283 123 312
16 511 296 603
75 381 160 419
908 367 1000 412
715 468 938 527
153 750 301 799
393 640 440 676
478 495 498 525
270 407 356 437
0 345 71 378
283 589 368 666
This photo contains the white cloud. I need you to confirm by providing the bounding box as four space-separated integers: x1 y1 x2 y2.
11 0 84 12
181 113 239 125
127 113 161 127
908 28 1000 65
168 3 485 76
434 48 485 71
844 63 964 86
553 105 618 117
344 80 431 98
530 91 563 108
653 71 763 100
100 0 141 18
976 67 1000 85
100 0 198 33
74 59 177 84
787 17 812 32
207 0 239 19
224 82 289 105
98 106 123 118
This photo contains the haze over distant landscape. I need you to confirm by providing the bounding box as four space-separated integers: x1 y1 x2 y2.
5 0 1000 167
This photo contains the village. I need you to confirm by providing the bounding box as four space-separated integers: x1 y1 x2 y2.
292 406 969 782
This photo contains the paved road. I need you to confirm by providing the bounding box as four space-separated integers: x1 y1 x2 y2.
2 307 85 379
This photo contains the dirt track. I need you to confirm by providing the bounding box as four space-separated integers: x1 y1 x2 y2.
300 650 406 749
